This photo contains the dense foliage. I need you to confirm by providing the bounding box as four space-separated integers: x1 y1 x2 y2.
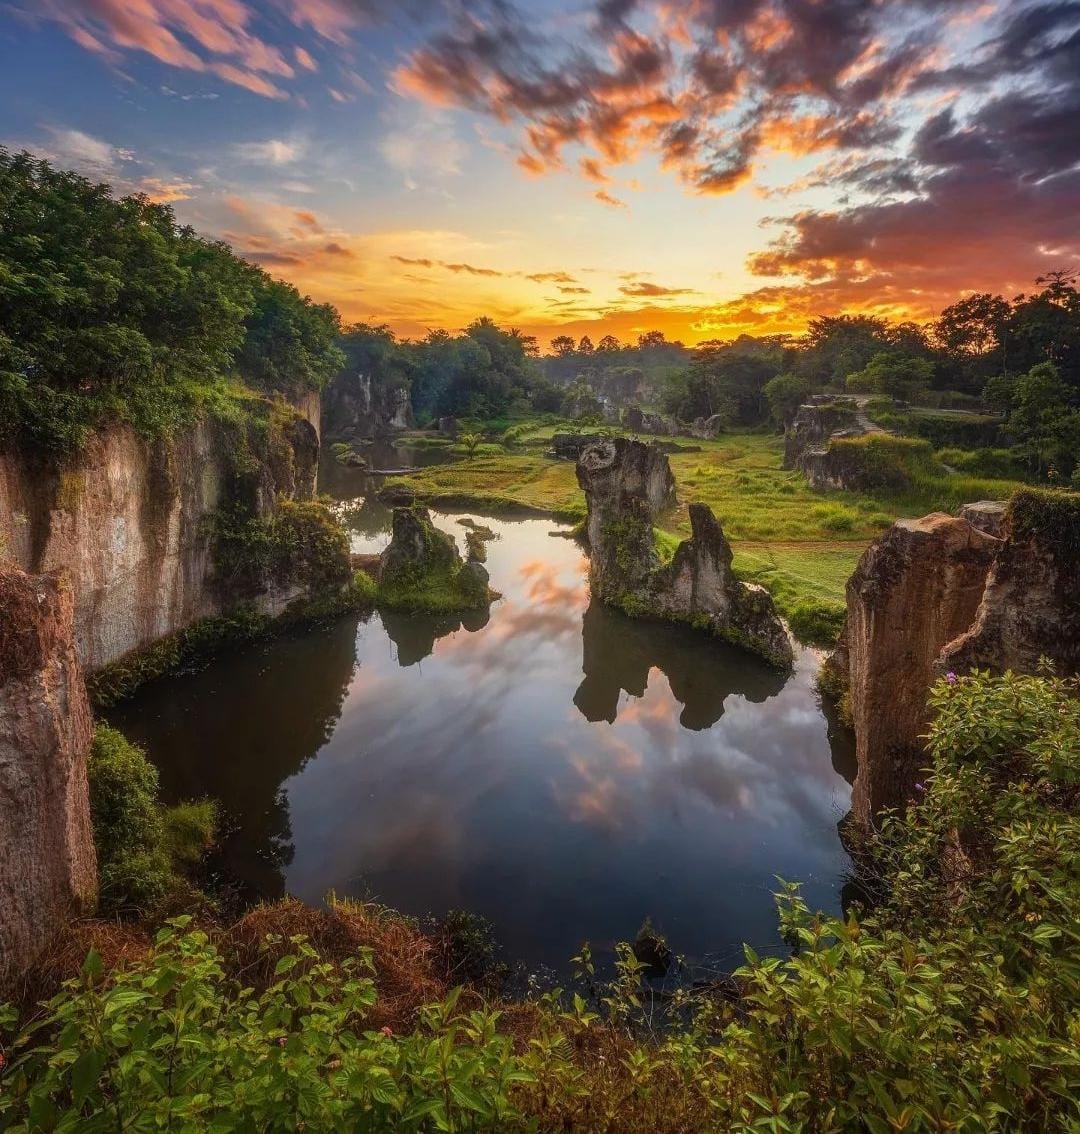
88 727 215 917
5 672 1076 1131
0 151 342 455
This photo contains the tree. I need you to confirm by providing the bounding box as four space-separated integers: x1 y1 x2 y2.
597 335 621 353
550 335 576 356
763 372 811 427
846 351 933 402
1008 361 1080 479
800 315 893 386
1008 272 1080 390
577 335 595 355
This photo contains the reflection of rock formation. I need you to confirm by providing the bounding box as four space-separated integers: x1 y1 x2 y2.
1 567 96 988
107 615 363 903
576 438 792 669
573 600 786 729
829 490 1078 826
379 606 491 667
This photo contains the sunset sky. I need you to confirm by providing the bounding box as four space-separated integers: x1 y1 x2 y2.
1 0 1077 346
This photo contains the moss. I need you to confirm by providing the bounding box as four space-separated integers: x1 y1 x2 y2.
1007 487 1080 558
209 498 351 598
653 527 680 563
823 433 940 493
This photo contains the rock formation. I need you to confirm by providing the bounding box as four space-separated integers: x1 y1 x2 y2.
940 490 1080 677
550 432 606 460
837 514 999 824
0 566 97 989
378 506 493 610
322 370 413 442
783 402 862 470
958 500 1008 538
0 406 319 671
830 488 1079 825
688 414 726 440
622 406 678 436
576 438 793 668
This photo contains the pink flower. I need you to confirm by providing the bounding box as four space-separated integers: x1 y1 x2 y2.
380 1026 394 1037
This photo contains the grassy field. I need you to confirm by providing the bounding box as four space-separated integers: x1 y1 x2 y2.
389 425 1024 641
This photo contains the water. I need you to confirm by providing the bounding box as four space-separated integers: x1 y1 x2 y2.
108 452 855 977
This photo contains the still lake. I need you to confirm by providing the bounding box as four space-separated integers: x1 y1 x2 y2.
108 449 855 976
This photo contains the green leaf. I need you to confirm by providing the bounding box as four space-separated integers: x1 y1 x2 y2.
70 1047 106 1108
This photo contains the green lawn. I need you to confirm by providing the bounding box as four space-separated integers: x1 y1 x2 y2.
390 427 1024 638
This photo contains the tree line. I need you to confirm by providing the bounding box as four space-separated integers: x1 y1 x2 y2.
3 150 1077 480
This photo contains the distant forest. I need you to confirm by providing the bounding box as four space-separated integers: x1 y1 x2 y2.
3 150 1078 481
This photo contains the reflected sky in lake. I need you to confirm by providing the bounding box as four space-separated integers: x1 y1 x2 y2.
109 509 854 974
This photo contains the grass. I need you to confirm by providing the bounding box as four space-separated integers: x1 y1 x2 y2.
390 428 1028 644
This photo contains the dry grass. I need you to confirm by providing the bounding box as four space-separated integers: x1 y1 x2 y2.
221 897 448 1030
12 897 450 1034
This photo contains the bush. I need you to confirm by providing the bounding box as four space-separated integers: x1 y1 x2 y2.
88 727 216 916
5 677 1078 1131
787 597 846 646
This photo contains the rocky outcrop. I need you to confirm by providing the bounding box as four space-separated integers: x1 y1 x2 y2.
838 514 999 824
783 403 861 470
622 406 677 436
0 405 320 671
323 371 413 442
377 506 494 610
830 488 1078 825
576 438 792 668
0 567 96 989
940 490 1080 677
687 414 725 440
550 432 606 460
958 500 1008 538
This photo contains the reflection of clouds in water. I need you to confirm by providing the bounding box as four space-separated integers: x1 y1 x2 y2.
431 557 587 673
549 651 848 841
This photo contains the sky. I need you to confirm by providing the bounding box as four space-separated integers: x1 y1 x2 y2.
1 0 1078 347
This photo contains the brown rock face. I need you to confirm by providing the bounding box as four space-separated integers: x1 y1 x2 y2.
783 403 862 470
0 408 319 671
941 490 1080 677
0 567 96 990
576 439 792 668
843 514 998 824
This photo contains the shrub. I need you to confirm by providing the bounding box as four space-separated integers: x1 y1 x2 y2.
787 597 846 646
6 676 1078 1132
88 727 216 916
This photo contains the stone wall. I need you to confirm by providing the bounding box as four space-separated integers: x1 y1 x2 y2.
0 567 96 990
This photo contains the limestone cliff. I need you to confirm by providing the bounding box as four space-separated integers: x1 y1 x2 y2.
576 438 792 668
0 401 320 671
783 402 861 470
940 490 1080 677
323 370 413 442
0 566 96 989
839 514 999 824
830 489 1078 825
